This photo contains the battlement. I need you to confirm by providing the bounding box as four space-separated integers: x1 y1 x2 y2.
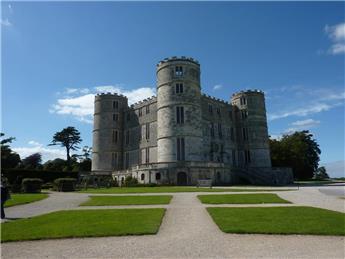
157 56 200 67
95 92 128 99
231 89 264 97
201 93 230 105
130 95 157 109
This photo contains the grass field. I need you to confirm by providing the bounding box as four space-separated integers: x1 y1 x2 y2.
80 195 172 206
4 193 49 208
207 206 345 236
79 187 290 194
1 209 165 242
198 193 290 204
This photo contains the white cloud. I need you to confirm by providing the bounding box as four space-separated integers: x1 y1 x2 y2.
325 22 345 55
284 118 320 134
13 141 66 162
1 19 12 27
322 160 345 178
213 84 223 91
50 85 156 123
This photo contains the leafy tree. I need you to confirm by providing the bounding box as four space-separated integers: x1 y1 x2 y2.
81 146 92 160
314 166 330 180
49 127 82 164
1 133 21 169
21 153 42 169
269 130 321 180
43 158 67 171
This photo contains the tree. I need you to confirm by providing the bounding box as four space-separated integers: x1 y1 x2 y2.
21 153 42 169
269 131 321 180
1 133 21 169
49 127 82 164
81 146 92 160
43 158 67 171
314 166 330 180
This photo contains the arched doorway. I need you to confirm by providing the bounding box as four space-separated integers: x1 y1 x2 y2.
177 172 187 186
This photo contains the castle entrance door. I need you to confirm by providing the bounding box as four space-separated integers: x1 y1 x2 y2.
177 172 187 186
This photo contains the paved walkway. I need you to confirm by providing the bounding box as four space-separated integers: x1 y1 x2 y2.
2 187 345 258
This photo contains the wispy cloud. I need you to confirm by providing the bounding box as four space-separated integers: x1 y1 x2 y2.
1 19 12 27
325 22 345 55
50 85 156 124
268 89 345 121
213 84 223 91
13 141 66 162
285 118 320 134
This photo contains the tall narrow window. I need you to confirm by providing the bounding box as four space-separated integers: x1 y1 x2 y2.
210 123 215 137
176 137 185 161
175 83 184 94
113 101 118 109
146 123 150 140
245 150 251 164
176 106 184 124
240 97 247 105
112 153 118 169
126 130 130 145
139 108 143 117
113 113 118 121
232 150 236 166
241 110 248 119
145 147 150 164
242 128 248 141
208 104 213 114
140 125 144 141
175 66 183 76
216 107 221 116
146 105 150 114
218 123 222 139
125 152 129 169
112 130 118 143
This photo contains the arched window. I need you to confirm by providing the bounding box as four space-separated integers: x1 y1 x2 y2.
141 173 145 181
156 173 161 180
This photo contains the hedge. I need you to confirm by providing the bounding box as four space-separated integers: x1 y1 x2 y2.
22 178 43 193
2 169 79 184
53 178 77 192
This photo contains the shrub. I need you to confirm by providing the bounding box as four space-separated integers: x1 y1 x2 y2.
124 176 138 187
53 178 77 192
22 178 43 193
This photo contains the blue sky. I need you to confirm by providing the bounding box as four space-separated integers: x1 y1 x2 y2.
1 1 344 177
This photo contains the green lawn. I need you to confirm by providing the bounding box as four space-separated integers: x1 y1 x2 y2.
1 209 165 242
80 195 172 206
4 193 49 208
207 206 345 236
198 193 290 204
79 187 290 194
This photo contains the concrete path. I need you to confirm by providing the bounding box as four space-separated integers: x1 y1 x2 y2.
2 187 345 258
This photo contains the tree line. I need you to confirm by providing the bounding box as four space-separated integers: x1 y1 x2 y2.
1 127 91 172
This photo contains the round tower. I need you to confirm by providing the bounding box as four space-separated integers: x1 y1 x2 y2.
156 56 203 163
92 93 128 173
231 90 271 167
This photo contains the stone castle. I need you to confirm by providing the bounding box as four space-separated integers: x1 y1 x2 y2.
92 56 293 185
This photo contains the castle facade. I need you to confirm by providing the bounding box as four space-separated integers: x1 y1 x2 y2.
92 57 293 185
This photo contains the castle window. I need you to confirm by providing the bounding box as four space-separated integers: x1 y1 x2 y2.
125 152 129 169
176 106 184 124
240 97 247 105
156 173 161 180
146 105 150 114
175 66 183 76
141 173 145 181
216 107 221 116
242 128 248 141
112 130 118 143
176 137 185 161
113 101 118 109
112 153 118 169
113 113 119 121
245 150 251 164
146 123 150 140
218 123 222 139
208 104 213 114
145 147 150 164
175 83 184 94
210 123 215 137
126 130 130 145
241 110 248 119
139 108 143 117
140 125 144 141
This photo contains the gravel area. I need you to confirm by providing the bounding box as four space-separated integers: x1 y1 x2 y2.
1 187 344 258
